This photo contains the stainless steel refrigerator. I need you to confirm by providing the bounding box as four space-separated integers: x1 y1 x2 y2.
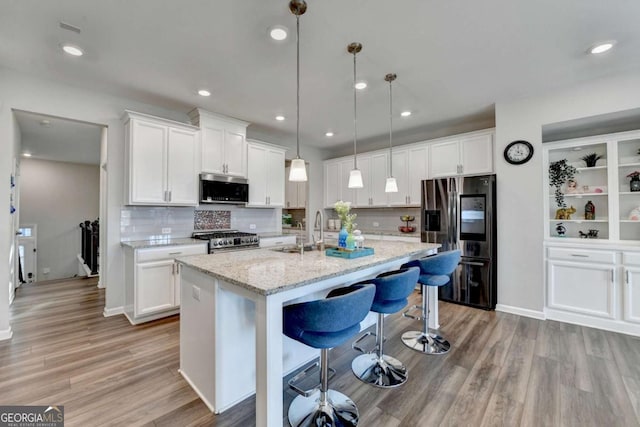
421 174 497 310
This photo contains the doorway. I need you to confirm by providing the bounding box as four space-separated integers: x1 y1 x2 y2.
17 224 37 284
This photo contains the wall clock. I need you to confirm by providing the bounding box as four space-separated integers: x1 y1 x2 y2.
504 140 534 165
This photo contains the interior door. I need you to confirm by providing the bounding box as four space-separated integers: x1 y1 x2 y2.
17 225 37 283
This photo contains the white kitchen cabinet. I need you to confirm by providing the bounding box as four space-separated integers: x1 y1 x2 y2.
247 140 286 207
623 252 640 324
389 145 428 206
124 243 207 324
429 131 493 178
355 151 389 207
124 111 199 206
188 108 249 177
259 235 297 248
324 158 355 208
285 166 307 209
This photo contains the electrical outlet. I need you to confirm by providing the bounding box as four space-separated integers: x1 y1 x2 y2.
249 224 256 230
162 227 171 234
192 285 201 301
43 267 50 274
372 222 379 227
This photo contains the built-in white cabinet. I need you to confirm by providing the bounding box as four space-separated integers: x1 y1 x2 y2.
623 252 640 324
355 152 389 207
124 111 199 206
324 158 356 208
543 129 640 242
247 140 286 207
429 131 493 178
389 145 428 206
188 108 249 177
285 166 307 209
124 243 207 324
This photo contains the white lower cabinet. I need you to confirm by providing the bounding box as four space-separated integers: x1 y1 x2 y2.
546 244 640 335
124 243 207 324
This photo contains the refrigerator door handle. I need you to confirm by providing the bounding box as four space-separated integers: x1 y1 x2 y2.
460 260 485 267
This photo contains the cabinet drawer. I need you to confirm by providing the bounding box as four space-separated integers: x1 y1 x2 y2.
136 244 207 262
623 252 640 266
259 236 296 248
547 247 615 264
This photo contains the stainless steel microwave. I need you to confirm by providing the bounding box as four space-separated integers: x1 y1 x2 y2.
200 173 248 204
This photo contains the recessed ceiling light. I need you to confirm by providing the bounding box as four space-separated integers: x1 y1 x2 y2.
589 41 615 54
275 115 285 121
62 44 83 56
325 132 334 137
401 111 412 117
355 81 367 90
23 152 32 157
198 89 211 97
269 26 288 41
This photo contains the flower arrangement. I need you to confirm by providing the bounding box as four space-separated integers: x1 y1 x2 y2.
628 171 640 181
334 200 357 233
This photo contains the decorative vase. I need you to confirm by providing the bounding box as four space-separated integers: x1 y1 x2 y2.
631 178 640 192
346 232 356 251
584 200 595 220
338 227 348 249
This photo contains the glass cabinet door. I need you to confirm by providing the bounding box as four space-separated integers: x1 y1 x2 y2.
618 137 640 241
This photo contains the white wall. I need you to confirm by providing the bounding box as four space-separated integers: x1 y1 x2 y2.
494 72 640 317
20 159 99 281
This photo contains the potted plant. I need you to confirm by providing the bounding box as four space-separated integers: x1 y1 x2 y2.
580 152 602 167
628 171 640 192
549 159 577 207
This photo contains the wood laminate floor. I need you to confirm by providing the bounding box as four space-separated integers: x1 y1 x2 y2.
3 278 640 426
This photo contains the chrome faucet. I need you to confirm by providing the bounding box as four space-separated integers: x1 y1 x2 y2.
313 210 325 251
297 222 304 255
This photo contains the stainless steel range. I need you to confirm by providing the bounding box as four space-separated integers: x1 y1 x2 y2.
192 230 260 253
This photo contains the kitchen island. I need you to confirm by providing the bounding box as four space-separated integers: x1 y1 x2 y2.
177 240 440 427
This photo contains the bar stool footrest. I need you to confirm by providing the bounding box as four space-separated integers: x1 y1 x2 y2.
402 304 425 321
287 362 336 397
352 331 378 354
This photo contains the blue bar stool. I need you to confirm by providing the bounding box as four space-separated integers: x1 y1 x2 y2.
283 283 376 427
401 250 461 355
351 267 420 388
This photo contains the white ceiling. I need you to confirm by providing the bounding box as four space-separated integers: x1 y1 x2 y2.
2 0 640 155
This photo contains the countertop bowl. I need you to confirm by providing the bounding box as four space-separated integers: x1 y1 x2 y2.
400 215 415 222
398 226 416 233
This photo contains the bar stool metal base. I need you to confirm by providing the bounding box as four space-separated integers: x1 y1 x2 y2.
351 353 407 388
401 330 451 355
288 389 358 427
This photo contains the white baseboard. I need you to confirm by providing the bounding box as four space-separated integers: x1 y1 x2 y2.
496 304 546 320
103 306 124 317
179 369 216 413
545 309 640 337
97 280 105 289
0 327 13 341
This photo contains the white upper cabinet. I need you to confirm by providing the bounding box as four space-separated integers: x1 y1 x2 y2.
285 166 307 209
355 151 389 207
247 140 286 207
188 108 249 177
389 145 428 206
429 131 494 178
124 111 199 206
324 158 356 208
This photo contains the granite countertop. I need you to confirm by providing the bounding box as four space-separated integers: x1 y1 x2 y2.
120 237 206 249
177 240 440 296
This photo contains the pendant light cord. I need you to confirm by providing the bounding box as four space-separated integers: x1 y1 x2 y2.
296 14 300 159
388 78 393 176
352 51 358 169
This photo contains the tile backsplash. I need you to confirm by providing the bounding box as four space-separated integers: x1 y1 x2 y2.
121 205 282 241
323 207 421 232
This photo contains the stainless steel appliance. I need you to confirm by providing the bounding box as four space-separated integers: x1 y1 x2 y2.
192 230 260 253
200 173 249 204
421 174 497 310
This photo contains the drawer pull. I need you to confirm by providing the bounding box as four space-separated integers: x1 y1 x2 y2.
570 254 589 258
274 241 283 245
169 252 182 255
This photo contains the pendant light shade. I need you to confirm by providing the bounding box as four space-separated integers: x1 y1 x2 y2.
347 42 364 189
385 73 398 193
288 0 308 182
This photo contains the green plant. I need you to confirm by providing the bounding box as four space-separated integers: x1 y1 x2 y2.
334 200 357 233
580 152 602 167
549 159 577 208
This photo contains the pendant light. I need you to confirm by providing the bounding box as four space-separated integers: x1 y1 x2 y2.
384 73 399 193
288 0 308 182
347 42 364 189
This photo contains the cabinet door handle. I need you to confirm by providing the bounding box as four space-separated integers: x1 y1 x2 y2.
176 263 180 274
172 263 175 275
611 270 614 283
408 196 411 205
570 254 589 258
168 190 172 202
627 270 630 284
169 251 182 255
